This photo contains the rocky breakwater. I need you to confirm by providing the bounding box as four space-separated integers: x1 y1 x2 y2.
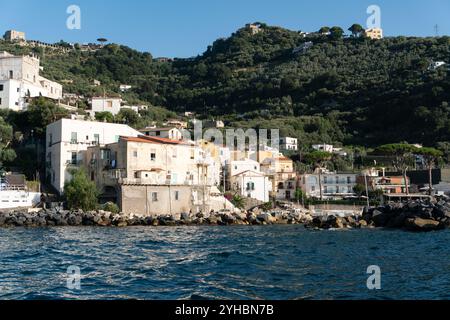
305 214 366 230
0 208 314 227
361 199 450 232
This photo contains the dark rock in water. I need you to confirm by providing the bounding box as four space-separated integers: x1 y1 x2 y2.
371 210 390 227
404 218 442 232
387 212 407 228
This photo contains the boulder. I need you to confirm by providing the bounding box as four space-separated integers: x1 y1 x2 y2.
404 218 442 232
256 213 276 224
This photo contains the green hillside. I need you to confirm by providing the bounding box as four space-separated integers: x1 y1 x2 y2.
1 23 450 149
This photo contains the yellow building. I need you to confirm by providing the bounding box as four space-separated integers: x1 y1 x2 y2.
365 28 383 39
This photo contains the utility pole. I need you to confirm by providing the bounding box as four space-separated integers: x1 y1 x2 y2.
434 24 439 37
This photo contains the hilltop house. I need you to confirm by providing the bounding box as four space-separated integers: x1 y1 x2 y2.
88 97 122 116
280 137 298 152
3 30 26 41
364 28 383 39
0 51 62 111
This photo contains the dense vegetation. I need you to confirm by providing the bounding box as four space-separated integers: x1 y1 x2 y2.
1 23 450 151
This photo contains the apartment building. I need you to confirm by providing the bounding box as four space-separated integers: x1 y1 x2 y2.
46 119 141 194
85 135 231 215
300 171 357 199
0 51 62 111
261 156 297 200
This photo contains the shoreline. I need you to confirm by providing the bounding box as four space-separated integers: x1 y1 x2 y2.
2 198 450 232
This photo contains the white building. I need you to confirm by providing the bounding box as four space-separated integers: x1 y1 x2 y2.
89 97 122 116
139 127 185 141
228 159 261 176
119 84 132 92
429 61 446 71
0 51 62 111
46 118 141 194
280 137 298 152
312 144 347 156
228 158 271 202
231 170 271 202
300 171 357 199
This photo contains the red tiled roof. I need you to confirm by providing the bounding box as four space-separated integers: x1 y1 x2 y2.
121 135 188 145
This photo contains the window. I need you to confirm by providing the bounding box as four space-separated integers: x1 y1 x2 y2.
48 134 53 147
311 186 316 192
155 131 161 136
16 87 19 92
114 135 119 142
133 151 138 157
71 152 77 165
101 149 110 160
0 98 2 105
94 134 100 145
106 101 113 108
324 176 328 184
86 135 89 141
152 192 158 202
150 149 156 161
347 176 352 183
174 191 179 201
9 70 13 79
0 84 3 91
71 132 78 143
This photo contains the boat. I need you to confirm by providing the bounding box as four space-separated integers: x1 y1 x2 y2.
0 175 41 210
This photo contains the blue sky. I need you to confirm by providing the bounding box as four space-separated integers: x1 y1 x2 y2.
1 0 449 58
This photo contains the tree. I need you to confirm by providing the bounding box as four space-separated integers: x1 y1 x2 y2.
417 147 443 195
319 26 330 34
353 184 366 197
116 108 140 127
95 111 114 123
0 117 16 171
26 97 69 137
329 26 344 40
304 151 333 200
348 24 364 37
231 194 245 209
64 169 99 211
374 144 419 195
